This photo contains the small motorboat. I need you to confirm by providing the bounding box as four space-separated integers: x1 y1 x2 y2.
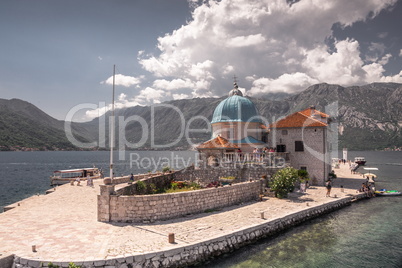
354 157 366 165
50 167 101 186
375 189 401 196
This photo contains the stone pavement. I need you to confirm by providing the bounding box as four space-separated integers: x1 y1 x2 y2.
0 163 365 263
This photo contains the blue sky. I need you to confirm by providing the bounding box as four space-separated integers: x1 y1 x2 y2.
0 0 401 121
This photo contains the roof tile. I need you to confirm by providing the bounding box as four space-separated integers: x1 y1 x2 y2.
270 109 328 128
197 135 239 149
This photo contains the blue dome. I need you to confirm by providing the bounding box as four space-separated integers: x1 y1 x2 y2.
211 95 261 124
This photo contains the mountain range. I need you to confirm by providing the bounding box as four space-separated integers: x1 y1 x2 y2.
0 82 401 151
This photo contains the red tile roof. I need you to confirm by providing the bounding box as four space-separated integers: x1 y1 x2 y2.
197 135 239 149
270 109 328 129
299 107 329 118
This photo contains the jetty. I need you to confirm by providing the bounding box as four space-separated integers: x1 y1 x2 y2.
0 163 367 268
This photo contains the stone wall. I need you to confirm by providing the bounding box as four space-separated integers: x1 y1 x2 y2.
174 165 279 186
114 173 174 196
15 195 367 268
269 127 331 185
108 180 262 222
0 254 14 268
98 166 279 223
105 173 159 185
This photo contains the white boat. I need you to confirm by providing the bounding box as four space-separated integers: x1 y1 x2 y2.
50 168 101 186
354 157 366 165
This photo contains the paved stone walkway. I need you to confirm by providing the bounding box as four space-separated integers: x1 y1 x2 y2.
0 163 365 263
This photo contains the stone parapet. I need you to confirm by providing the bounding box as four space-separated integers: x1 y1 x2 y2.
108 180 262 222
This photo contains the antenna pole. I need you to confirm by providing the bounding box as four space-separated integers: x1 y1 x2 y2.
109 64 115 180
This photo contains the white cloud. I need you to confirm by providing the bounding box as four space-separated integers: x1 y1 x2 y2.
118 93 127 101
226 34 266 47
153 78 195 91
302 39 366 85
136 87 166 104
188 60 215 80
249 72 320 95
366 42 386 62
363 64 402 83
222 64 235 75
378 53 392 65
85 0 401 121
172 93 190 100
84 95 143 120
136 0 399 99
84 87 166 120
101 74 144 87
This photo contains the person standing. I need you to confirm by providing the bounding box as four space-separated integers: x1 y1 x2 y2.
325 179 332 197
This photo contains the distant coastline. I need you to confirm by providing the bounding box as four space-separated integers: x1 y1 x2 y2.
1 145 401 152
0 146 188 152
382 146 402 151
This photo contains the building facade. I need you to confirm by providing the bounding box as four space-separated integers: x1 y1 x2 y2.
208 82 268 152
197 82 331 185
268 107 331 185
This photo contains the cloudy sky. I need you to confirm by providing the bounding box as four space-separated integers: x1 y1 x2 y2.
1 0 401 121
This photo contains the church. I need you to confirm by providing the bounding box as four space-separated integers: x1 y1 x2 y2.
196 81 332 185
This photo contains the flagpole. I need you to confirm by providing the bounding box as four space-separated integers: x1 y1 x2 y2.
109 64 115 180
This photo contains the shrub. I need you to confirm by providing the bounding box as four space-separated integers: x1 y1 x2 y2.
328 171 337 179
165 181 202 193
188 182 201 190
68 263 81 268
149 183 157 194
206 181 221 188
48 263 81 268
298 169 309 182
136 181 146 194
269 167 298 198
220 176 236 181
162 166 171 173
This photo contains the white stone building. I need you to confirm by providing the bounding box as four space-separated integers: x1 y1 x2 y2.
196 81 331 185
268 107 332 185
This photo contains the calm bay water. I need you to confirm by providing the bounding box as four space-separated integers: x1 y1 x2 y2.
204 151 402 268
0 150 401 267
0 150 197 211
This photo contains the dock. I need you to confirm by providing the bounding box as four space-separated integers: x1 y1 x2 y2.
0 163 366 267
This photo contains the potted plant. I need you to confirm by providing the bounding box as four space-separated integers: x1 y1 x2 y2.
269 167 298 198
298 169 309 181
328 170 337 179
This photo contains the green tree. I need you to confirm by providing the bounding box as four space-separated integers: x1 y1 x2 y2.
269 167 298 198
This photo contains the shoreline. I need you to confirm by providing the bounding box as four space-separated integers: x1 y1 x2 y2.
1 163 368 268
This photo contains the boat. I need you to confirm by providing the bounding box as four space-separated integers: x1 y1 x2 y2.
375 189 401 196
354 157 366 165
50 168 101 186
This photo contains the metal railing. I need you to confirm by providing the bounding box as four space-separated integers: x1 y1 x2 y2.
222 152 290 168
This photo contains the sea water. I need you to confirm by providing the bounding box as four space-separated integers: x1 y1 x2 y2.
0 150 197 211
203 151 402 268
0 151 401 267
